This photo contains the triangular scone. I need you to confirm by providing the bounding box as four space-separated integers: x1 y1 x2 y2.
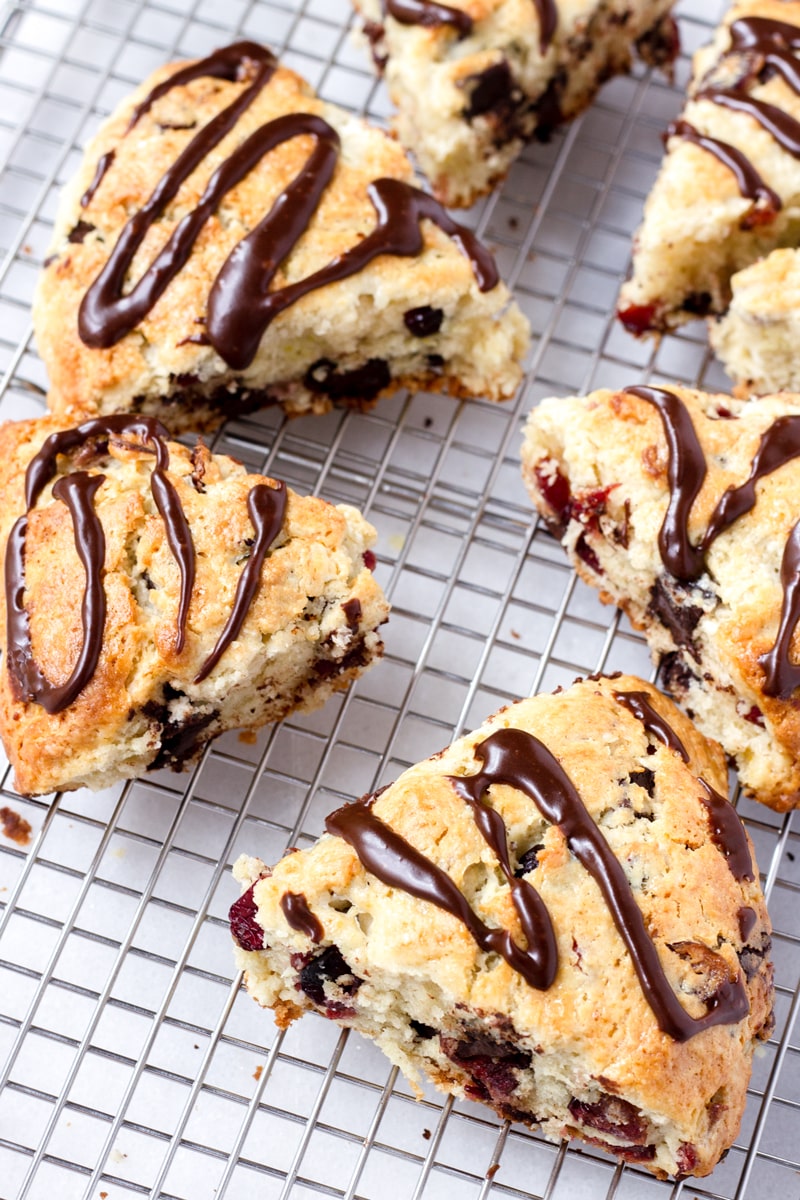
231 675 773 1180
33 42 529 432
618 1 800 336
355 0 678 208
709 247 800 395
0 414 388 796
522 383 800 811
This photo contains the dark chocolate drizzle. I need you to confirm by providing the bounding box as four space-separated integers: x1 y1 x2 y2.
613 690 690 762
194 481 287 682
614 690 754 885
623 386 708 581
758 519 800 697
385 0 557 53
385 0 473 38
328 727 750 1041
327 795 556 991
5 415 196 713
737 905 757 941
624 386 800 695
80 150 115 209
5 415 286 712
667 119 780 215
76 41 498 369
280 891 324 942
669 17 800 211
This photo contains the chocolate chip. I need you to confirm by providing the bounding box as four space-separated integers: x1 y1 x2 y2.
647 577 703 658
514 844 544 877
627 768 655 797
304 357 391 402
464 60 517 120
404 306 443 337
410 1019 437 1039
67 220 95 244
342 598 362 631
298 945 361 1006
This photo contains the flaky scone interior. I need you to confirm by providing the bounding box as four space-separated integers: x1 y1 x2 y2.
33 41 529 431
231 675 773 1181
0 414 388 796
355 0 678 208
618 1 800 336
522 382 800 811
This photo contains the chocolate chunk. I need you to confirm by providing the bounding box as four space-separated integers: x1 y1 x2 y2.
682 291 714 317
304 357 391 402
647 577 704 658
67 220 95 244
410 1019 437 1039
465 60 517 121
515 843 544 877
342 598 362 631
404 305 443 337
298 945 361 1006
628 768 655 797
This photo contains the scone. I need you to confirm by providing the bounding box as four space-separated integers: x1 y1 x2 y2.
522 382 800 811
709 248 800 395
618 1 800 335
34 41 529 431
0 413 389 796
356 0 678 208
230 674 773 1180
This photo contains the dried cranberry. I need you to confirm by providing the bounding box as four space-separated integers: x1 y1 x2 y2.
740 704 765 728
617 302 658 335
441 1034 531 1099
676 1142 698 1175
568 1094 648 1144
575 533 602 574
363 549 377 571
229 883 264 951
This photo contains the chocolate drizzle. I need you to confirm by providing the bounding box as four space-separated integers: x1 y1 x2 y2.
76 41 498 369
194 481 287 682
385 0 473 38
613 690 690 761
623 386 800 696
327 725 750 1041
667 120 780 218
678 16 800 211
280 891 324 942
5 415 288 713
614 690 754 884
80 150 115 209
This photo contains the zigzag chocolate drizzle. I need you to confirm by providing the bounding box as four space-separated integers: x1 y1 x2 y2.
327 717 751 1041
669 17 800 216
623 386 800 697
76 40 498 370
385 0 558 52
5 415 287 712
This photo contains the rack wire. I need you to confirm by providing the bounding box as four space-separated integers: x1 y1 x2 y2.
0 0 797 1197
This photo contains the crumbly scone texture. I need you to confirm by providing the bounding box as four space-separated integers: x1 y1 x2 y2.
709 248 800 395
522 384 800 811
355 0 677 208
231 675 773 1180
33 47 529 430
0 415 389 796
618 0 800 335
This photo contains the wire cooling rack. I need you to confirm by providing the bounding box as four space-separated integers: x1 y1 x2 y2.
0 0 798 1197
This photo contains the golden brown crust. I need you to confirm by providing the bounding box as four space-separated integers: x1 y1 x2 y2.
0 414 389 795
231 675 773 1179
33 47 528 428
522 384 800 810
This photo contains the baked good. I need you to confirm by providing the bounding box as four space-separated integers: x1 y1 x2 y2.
709 247 800 395
618 1 800 336
0 413 388 796
522 382 800 811
355 0 678 208
33 41 529 431
231 674 773 1180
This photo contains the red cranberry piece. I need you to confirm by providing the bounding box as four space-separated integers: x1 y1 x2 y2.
229 883 264 951
568 1094 648 1144
740 704 766 728
617 302 658 334
363 549 377 571
534 460 571 530
676 1142 698 1175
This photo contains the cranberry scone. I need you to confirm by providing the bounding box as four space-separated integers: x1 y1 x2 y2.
231 674 773 1180
709 248 800 395
0 414 388 796
618 1 800 336
355 0 678 208
33 41 529 431
522 382 800 811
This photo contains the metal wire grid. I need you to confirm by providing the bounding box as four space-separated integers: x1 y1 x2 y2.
0 0 797 1196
